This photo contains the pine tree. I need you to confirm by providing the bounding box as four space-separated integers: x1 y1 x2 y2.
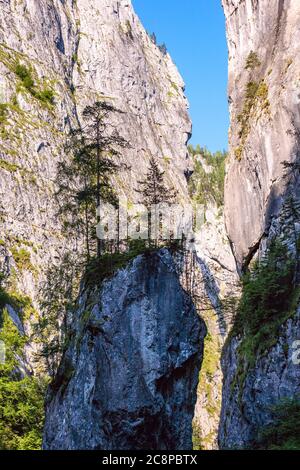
57 101 129 259
135 157 176 242
150 32 157 44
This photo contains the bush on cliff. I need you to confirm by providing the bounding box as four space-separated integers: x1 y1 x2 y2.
230 240 299 393
188 145 226 208
256 398 300 450
0 303 47 450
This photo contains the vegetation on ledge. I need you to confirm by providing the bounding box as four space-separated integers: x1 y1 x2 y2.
235 79 270 161
229 240 299 395
234 52 269 161
245 51 261 70
84 239 182 288
255 398 300 450
15 63 55 106
188 144 226 208
0 288 47 450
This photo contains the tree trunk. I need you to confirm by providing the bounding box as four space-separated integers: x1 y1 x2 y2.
96 126 101 259
85 201 90 261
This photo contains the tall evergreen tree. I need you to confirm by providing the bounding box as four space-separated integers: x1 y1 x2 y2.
57 101 129 259
135 157 176 241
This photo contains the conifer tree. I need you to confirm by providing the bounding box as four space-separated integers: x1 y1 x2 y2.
135 157 176 242
57 101 129 259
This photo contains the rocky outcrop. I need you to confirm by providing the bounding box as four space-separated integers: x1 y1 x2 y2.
223 0 300 269
43 249 206 450
219 184 300 448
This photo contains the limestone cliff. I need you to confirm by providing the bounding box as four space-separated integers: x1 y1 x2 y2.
223 0 300 269
191 180 240 449
0 0 191 308
2 0 236 452
220 0 300 449
5 0 300 452
1 1 208 450
219 308 300 448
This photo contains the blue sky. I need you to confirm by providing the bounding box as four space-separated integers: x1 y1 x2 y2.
132 0 229 152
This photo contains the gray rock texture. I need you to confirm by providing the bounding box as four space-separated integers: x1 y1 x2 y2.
219 0 300 449
219 183 300 449
43 249 206 450
0 0 191 306
192 201 240 449
219 308 300 449
1 0 235 451
222 0 300 269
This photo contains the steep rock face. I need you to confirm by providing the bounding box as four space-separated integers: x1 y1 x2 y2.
74 0 192 201
223 0 300 268
43 250 206 450
185 152 240 449
219 184 300 448
219 308 300 449
0 0 191 305
220 0 300 448
192 202 240 449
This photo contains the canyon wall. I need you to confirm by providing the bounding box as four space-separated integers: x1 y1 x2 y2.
223 0 300 269
43 249 206 450
1 0 217 450
5 0 300 451
0 0 191 307
220 0 300 448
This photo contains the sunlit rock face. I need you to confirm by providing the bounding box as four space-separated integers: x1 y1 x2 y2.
43 250 206 450
192 202 240 449
0 0 191 305
220 0 300 449
222 0 300 269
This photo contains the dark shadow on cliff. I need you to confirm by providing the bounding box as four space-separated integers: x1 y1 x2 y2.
192 252 229 338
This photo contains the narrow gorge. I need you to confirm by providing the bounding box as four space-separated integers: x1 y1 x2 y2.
0 0 300 452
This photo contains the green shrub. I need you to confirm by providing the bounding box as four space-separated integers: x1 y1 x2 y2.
0 103 8 124
188 145 226 207
255 398 300 450
0 287 11 311
0 284 36 323
14 62 55 106
234 146 243 161
233 241 296 339
0 159 19 173
15 63 35 91
0 309 47 450
230 240 299 393
35 88 55 105
245 51 261 70
11 247 35 272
